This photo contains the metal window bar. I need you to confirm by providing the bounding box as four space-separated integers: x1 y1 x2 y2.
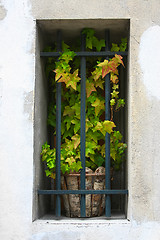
80 32 86 217
38 29 128 218
55 30 62 217
40 51 128 57
105 30 111 217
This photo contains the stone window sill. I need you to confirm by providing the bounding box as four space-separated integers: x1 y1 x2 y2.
33 213 130 225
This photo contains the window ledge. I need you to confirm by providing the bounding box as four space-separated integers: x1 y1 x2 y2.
33 213 130 225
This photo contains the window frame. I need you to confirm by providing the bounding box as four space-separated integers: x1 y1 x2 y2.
37 27 128 219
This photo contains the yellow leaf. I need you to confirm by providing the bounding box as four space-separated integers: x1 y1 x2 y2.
71 134 80 149
51 173 56 179
103 120 116 134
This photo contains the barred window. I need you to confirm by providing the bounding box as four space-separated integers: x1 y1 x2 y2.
34 20 129 220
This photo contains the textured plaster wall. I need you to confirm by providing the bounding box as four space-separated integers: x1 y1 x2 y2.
0 0 160 239
0 0 35 239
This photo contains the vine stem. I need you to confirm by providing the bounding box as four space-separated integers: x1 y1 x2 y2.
110 107 113 121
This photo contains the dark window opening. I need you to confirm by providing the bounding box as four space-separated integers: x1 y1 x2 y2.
34 19 129 220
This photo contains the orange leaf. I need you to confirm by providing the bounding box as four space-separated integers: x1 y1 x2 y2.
102 66 109 78
114 54 124 67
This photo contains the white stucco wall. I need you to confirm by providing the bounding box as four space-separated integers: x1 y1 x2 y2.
1 0 160 239
0 0 35 239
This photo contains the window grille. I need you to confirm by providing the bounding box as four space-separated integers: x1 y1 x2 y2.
38 29 128 218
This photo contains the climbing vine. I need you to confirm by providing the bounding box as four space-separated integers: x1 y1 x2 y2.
41 29 127 177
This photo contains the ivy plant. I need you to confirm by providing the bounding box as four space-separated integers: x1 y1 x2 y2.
41 29 127 177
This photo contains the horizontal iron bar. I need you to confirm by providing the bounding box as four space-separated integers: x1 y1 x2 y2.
40 51 128 57
38 189 128 195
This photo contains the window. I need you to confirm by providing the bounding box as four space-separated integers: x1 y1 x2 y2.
34 20 129 220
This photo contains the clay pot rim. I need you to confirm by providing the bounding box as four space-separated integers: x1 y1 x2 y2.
63 173 105 176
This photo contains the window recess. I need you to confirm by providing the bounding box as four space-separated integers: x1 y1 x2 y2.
36 21 129 220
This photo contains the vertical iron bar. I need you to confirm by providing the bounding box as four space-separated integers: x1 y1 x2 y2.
80 31 86 217
55 30 62 217
105 30 111 217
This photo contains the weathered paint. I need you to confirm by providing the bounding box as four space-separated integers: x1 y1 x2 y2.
0 0 35 239
0 2 6 20
0 0 160 239
139 25 160 100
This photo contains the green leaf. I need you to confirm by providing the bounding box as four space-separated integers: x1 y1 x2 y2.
59 51 76 62
74 124 80 134
93 37 105 51
100 144 105 157
66 157 75 166
70 161 82 172
66 121 71 130
86 81 96 98
95 120 116 136
82 28 95 49
86 141 97 156
94 121 103 131
71 102 80 116
86 118 93 132
110 99 116 106
75 161 82 172
87 95 96 104
112 84 119 90
71 118 80 134
62 41 70 51
63 106 74 116
91 98 105 116
97 39 105 51
92 66 102 81
61 163 70 174
61 122 66 135
112 130 122 141
110 148 116 161
82 28 95 37
65 70 80 90
45 170 51 177
119 38 127 51
47 161 55 169
71 134 80 149
111 43 120 52
115 99 125 110
111 90 119 99
63 129 73 139
111 73 118 84
86 38 93 49
94 78 104 89
94 155 104 167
